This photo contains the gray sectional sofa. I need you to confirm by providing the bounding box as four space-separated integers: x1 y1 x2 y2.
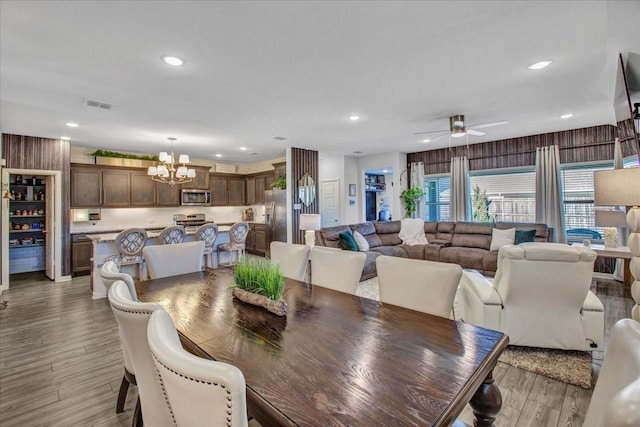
315 220 552 281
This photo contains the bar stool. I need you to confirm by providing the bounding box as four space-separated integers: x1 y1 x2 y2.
106 228 148 279
217 222 249 267
158 225 186 245
195 223 218 268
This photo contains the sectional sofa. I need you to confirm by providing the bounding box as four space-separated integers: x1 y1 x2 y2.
315 220 552 281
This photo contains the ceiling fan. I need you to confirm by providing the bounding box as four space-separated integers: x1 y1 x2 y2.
415 114 508 143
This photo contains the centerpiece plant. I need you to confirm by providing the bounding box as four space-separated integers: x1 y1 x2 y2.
400 187 426 218
232 257 287 316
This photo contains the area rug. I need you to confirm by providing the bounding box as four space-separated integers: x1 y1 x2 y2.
356 277 592 389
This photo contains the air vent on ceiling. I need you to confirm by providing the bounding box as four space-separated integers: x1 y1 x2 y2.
272 136 287 141
85 99 113 110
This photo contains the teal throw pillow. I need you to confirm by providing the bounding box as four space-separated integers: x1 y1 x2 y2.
338 231 359 251
515 229 537 245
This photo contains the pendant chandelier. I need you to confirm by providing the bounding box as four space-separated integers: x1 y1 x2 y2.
147 137 196 186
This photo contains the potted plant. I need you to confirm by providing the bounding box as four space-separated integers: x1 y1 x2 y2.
400 187 426 218
232 257 287 316
271 174 286 190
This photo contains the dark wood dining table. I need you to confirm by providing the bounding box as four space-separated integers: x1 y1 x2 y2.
136 268 509 427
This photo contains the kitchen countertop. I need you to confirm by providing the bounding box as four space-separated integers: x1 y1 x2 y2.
86 225 231 242
71 221 264 235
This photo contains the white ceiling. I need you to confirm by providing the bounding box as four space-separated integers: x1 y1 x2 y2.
1 1 639 164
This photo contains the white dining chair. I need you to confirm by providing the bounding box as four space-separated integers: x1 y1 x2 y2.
195 223 219 268
217 222 249 267
147 310 251 427
310 246 366 295
142 241 205 279
106 228 148 279
108 281 173 427
270 241 311 282
158 225 186 245
376 255 462 318
100 260 137 299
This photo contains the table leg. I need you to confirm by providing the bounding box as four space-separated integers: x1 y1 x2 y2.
469 371 502 427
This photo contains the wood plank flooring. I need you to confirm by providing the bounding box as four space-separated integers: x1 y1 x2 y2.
0 273 633 427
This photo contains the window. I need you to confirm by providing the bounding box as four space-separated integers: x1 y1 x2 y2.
423 175 450 221
469 169 536 223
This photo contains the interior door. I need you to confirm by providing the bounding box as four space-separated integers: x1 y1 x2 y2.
320 179 340 227
45 175 55 280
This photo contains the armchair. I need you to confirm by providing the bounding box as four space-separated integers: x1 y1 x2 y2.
461 242 604 351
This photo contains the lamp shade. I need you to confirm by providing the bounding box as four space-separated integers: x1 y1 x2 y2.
299 214 321 231
594 168 640 206
595 209 628 227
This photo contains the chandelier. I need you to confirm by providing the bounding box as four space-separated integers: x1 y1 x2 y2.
147 137 196 186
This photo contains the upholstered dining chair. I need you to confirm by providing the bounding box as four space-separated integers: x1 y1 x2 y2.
270 241 311 282
310 246 366 295
376 255 462 318
142 241 205 280
99 260 138 415
106 227 148 279
158 225 186 245
217 222 249 267
583 318 640 427
147 310 251 427
108 281 173 427
195 223 219 268
461 242 604 351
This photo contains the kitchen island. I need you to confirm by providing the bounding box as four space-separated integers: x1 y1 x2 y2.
88 225 231 299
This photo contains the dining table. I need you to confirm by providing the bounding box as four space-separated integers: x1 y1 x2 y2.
136 268 509 427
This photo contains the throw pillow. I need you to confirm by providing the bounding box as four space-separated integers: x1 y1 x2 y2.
489 228 515 251
515 229 537 245
338 231 359 251
352 230 370 251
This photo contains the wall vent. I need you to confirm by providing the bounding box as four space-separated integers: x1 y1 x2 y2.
85 99 113 109
272 136 287 141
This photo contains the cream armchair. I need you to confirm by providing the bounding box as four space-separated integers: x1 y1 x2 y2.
461 242 604 351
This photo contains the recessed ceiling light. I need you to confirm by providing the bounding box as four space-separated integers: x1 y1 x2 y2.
162 56 185 66
560 113 574 119
215 154 222 158
422 138 431 143
240 147 247 151
527 60 552 70
349 115 360 121
60 136 71 141
65 122 79 127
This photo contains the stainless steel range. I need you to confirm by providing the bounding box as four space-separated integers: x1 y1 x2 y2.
173 213 209 233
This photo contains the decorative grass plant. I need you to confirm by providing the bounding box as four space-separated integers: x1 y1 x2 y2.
232 258 287 316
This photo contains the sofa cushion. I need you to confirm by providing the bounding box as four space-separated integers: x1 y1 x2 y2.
454 222 494 235
452 233 492 250
360 251 382 281
495 222 549 242
423 244 442 262
436 222 455 242
353 230 370 251
351 222 376 236
374 220 401 234
370 246 408 258
338 231 359 251
489 228 515 251
440 247 487 271
318 225 351 249
482 251 499 276
401 244 424 260
515 229 537 245
424 221 438 242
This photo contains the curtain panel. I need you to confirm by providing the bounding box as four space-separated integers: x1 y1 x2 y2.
535 145 566 243
410 162 425 219
450 157 471 222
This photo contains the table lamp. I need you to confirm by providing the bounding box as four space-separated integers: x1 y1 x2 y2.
594 168 640 321
299 214 321 247
594 209 627 248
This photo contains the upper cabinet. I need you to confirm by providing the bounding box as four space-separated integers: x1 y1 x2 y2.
71 167 103 207
190 166 211 190
102 169 131 207
130 170 156 206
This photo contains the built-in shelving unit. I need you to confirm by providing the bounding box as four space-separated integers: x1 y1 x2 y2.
365 174 386 192
8 175 47 273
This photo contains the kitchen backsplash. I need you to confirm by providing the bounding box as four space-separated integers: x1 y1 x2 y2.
70 205 266 233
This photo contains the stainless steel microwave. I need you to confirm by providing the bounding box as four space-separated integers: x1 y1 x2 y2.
181 189 211 206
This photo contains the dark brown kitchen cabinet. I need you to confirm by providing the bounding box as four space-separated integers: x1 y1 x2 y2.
228 177 246 206
254 175 267 204
71 167 102 207
245 173 268 205
102 169 131 207
245 224 256 253
156 182 180 206
130 170 156 206
71 234 92 276
210 175 229 206
191 166 211 190
253 223 266 256
246 177 256 205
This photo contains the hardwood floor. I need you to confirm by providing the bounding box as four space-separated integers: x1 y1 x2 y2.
0 273 632 427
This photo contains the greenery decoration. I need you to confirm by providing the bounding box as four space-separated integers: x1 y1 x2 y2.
271 174 286 189
89 149 159 161
233 257 284 301
400 187 427 218
472 185 493 222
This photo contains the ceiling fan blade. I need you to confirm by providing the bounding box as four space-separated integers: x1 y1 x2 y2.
466 120 508 130
466 129 485 136
414 129 448 135
419 132 448 143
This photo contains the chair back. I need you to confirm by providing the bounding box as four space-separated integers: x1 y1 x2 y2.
158 225 186 245
114 228 148 260
310 247 366 294
376 256 462 318
195 223 218 249
228 222 250 249
494 242 597 349
583 318 640 427
148 310 249 427
108 281 173 427
143 241 205 279
270 242 311 282
99 260 137 299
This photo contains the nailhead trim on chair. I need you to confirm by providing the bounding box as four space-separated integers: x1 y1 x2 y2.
110 306 156 315
150 353 177 426
151 352 234 427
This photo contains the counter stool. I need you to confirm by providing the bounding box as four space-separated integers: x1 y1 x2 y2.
106 228 148 280
195 223 218 268
217 222 249 267
158 225 185 245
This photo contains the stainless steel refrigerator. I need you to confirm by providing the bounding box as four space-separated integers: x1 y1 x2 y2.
265 189 287 257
